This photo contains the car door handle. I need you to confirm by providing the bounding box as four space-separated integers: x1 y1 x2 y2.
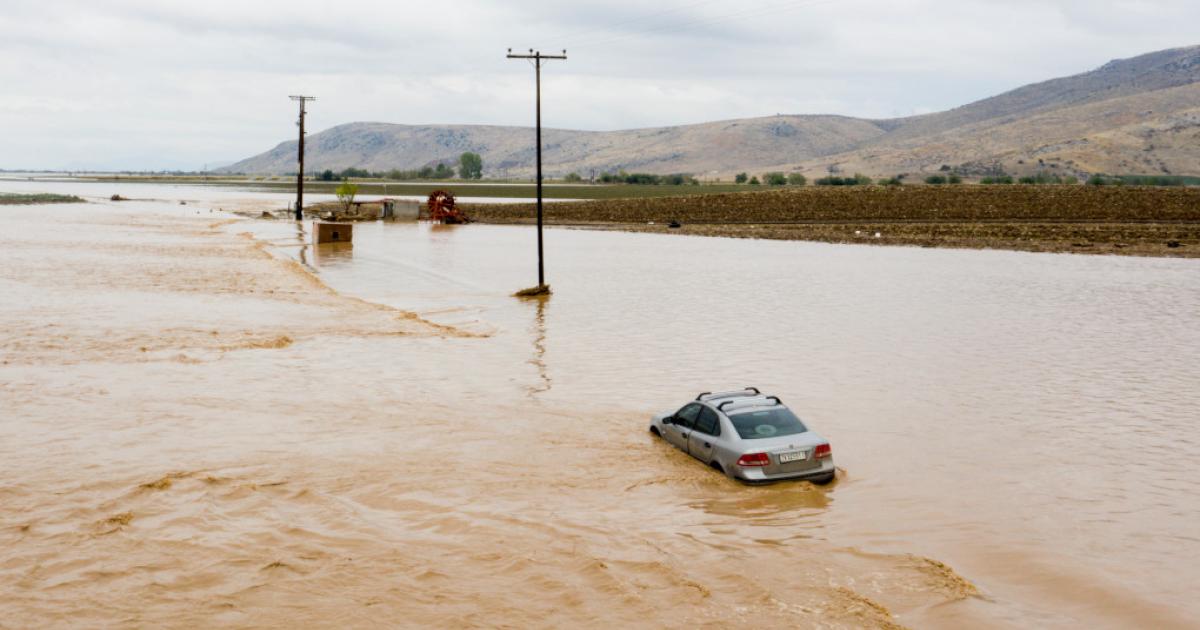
703 442 711 448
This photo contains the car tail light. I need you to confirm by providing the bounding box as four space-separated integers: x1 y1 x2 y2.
737 453 771 467
814 444 832 459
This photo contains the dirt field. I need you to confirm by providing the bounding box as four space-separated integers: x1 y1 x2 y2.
465 185 1200 257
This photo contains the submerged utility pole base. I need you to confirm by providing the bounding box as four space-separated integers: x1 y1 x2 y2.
513 284 552 298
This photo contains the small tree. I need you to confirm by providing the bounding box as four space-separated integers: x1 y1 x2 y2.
335 179 358 212
764 172 787 186
320 169 335 181
948 174 962 184
787 173 807 186
563 172 582 182
748 176 761 185
925 175 948 185
459 152 483 179
735 172 748 184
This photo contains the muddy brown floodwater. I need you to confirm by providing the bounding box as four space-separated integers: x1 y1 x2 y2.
2 181 1199 629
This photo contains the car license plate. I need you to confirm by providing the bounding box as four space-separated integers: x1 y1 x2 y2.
779 450 807 463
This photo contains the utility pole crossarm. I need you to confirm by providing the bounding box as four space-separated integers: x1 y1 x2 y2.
506 50 568 61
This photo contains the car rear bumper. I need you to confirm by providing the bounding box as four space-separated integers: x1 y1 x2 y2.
735 459 835 484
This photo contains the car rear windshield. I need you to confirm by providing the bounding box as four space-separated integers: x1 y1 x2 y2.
729 407 808 439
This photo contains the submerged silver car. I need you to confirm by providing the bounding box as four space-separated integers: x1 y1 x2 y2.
649 388 835 484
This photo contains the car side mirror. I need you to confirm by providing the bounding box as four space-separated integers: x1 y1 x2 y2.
662 416 674 425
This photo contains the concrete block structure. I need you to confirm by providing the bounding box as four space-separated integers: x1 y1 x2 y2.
313 222 353 244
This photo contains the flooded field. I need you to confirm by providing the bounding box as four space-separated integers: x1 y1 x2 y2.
2 181 1199 628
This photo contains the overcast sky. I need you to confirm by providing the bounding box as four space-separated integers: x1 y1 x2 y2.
1 0 1197 170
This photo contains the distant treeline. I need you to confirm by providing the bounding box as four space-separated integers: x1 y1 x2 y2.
591 171 700 185
815 174 873 186
977 173 1195 186
317 152 483 181
1087 174 1200 186
318 164 457 181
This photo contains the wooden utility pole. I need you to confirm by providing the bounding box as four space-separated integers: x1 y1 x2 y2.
290 95 316 221
506 49 566 290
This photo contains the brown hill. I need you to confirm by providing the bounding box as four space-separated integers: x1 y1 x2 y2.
222 45 1200 179
220 116 886 178
786 45 1200 178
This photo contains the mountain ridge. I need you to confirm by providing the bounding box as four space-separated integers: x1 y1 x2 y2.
222 45 1200 178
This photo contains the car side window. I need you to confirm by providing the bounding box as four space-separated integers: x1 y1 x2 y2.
675 403 701 429
694 406 720 436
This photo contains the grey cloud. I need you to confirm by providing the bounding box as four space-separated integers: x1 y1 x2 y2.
0 0 1197 170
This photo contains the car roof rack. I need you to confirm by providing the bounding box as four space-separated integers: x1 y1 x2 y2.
718 395 784 412
696 387 760 402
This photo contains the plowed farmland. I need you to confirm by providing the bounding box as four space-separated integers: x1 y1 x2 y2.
466 186 1200 257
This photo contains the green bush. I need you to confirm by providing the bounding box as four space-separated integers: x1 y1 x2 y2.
623 173 659 185
787 173 807 186
735 172 748 184
749 176 761 185
660 173 699 185
335 179 358 211
764 172 788 186
925 175 948 185
563 172 582 183
815 174 871 186
1019 173 1069 185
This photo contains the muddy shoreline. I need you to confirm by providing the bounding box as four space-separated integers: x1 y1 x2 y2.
465 185 1200 257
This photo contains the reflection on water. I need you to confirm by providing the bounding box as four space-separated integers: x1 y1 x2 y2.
2 182 1199 629
688 482 831 520
295 220 309 267
311 242 354 268
525 296 551 398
